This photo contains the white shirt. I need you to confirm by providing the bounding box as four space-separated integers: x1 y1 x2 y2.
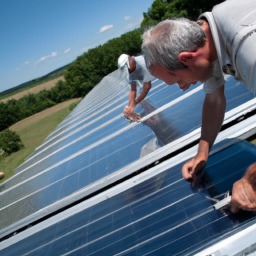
129 56 154 84
199 0 256 94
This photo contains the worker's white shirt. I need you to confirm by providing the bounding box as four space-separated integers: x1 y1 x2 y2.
129 56 154 90
199 0 256 95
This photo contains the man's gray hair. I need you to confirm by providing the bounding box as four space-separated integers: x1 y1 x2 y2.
142 18 206 71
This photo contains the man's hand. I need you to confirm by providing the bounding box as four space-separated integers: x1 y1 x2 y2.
182 152 208 181
123 111 141 123
182 140 209 182
230 163 256 213
131 113 141 123
123 105 135 115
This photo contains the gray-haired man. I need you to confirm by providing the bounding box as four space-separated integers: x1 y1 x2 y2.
142 0 256 213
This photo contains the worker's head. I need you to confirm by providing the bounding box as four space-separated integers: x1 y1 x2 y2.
142 18 213 91
118 54 130 71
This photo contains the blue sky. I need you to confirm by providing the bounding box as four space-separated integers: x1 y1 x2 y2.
0 0 154 92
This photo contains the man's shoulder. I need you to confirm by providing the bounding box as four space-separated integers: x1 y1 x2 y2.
212 0 256 15
212 0 256 80
134 55 145 64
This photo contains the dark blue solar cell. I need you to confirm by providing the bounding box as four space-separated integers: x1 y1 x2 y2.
1 141 256 256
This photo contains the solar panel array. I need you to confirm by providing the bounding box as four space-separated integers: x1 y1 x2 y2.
2 141 256 255
0 69 256 255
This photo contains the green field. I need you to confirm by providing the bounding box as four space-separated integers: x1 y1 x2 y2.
0 99 80 183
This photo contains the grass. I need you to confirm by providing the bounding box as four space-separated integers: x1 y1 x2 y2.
0 98 81 183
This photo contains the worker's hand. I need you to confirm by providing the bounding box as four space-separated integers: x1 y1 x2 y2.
230 163 256 213
123 105 135 115
123 111 141 123
181 152 208 182
124 100 137 115
131 113 141 123
123 111 130 118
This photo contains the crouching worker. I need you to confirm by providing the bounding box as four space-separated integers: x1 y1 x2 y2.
118 54 155 122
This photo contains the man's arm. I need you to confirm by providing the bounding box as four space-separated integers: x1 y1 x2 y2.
182 85 226 180
124 83 137 115
123 83 141 122
135 81 151 104
124 81 152 113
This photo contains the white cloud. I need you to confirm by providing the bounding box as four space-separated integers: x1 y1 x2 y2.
64 47 71 54
123 18 143 30
125 16 132 20
51 51 57 57
33 51 58 67
16 68 20 71
23 61 29 65
99 25 113 33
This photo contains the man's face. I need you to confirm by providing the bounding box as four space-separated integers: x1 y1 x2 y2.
150 60 213 91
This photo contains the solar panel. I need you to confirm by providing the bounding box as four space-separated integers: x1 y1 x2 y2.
0 70 255 240
1 141 256 255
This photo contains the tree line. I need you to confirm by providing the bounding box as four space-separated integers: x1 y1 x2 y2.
141 0 222 28
0 64 68 100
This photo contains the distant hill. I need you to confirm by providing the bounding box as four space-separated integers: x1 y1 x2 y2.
0 63 70 100
0 76 65 103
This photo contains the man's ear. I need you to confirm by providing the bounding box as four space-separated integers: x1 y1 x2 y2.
178 52 195 66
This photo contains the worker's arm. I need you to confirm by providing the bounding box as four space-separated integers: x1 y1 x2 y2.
123 83 137 115
124 81 151 114
182 85 226 180
123 81 151 123
123 83 141 122
124 56 137 115
135 81 151 104
230 163 256 213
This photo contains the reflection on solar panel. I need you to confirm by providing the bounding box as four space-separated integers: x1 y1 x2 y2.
1 141 256 255
0 69 256 254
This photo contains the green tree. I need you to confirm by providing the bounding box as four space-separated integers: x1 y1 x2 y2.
64 28 142 96
141 0 223 28
0 129 24 155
